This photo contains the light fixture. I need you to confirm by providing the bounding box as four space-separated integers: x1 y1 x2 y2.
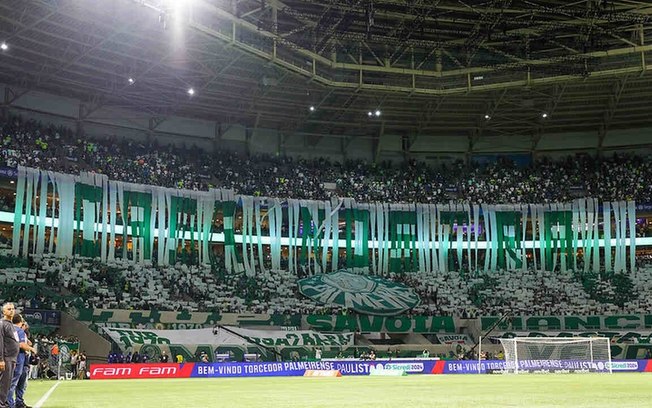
484 114 491 120
309 106 315 112
187 88 195 96
541 112 548 118
367 111 373 117
374 110 381 117
0 42 7 51
128 77 135 85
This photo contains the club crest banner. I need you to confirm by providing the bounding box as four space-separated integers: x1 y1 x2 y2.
297 270 421 316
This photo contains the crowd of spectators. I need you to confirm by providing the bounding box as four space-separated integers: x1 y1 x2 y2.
24 332 83 380
2 115 652 317
1 247 650 318
2 115 652 204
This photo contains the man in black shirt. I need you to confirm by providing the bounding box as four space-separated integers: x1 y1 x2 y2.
0 303 19 408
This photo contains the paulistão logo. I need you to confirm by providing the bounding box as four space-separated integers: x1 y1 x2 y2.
297 270 420 316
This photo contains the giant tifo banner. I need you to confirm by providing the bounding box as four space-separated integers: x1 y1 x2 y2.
89 359 652 379
11 166 637 274
102 326 355 349
72 308 457 333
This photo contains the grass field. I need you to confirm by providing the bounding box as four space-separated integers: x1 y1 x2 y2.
23 374 652 408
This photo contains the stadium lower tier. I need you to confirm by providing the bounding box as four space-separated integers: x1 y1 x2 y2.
89 359 652 379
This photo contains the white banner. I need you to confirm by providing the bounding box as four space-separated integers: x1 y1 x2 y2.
102 326 355 350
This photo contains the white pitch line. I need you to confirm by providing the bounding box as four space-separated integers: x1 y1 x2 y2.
34 381 61 408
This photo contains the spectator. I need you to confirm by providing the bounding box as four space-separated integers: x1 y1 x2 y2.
69 350 78 379
2 115 652 205
77 351 87 380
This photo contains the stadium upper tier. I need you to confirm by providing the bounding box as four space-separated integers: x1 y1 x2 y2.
1 249 650 317
1 116 652 204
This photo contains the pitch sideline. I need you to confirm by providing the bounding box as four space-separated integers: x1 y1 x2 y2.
34 381 61 408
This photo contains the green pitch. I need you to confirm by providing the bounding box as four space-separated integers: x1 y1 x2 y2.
24 374 651 408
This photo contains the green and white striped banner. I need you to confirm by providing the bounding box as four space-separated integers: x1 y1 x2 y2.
11 166 639 274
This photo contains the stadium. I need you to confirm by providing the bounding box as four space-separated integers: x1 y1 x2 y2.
1 0 652 407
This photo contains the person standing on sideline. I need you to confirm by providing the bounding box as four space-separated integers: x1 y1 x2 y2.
15 320 34 408
69 350 78 379
0 303 19 408
77 351 87 380
8 315 35 408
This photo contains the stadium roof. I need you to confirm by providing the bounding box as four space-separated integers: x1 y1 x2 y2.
1 0 652 154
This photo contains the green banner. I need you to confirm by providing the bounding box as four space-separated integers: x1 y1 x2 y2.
389 210 417 273
57 341 80 364
490 331 652 344
75 183 103 257
70 308 455 333
123 190 153 260
305 315 456 333
481 315 652 331
12 167 639 274
168 196 197 264
495 211 523 269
